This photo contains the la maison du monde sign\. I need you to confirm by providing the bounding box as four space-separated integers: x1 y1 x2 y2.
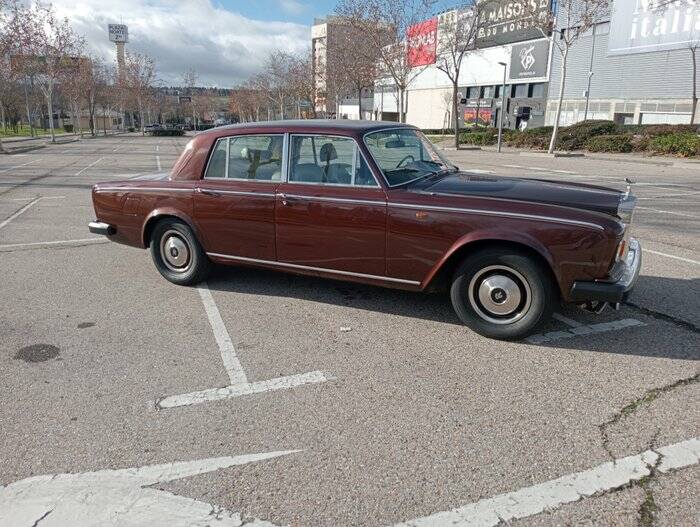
609 0 700 55
476 0 552 48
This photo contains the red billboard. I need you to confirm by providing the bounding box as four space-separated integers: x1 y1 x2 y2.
407 17 438 67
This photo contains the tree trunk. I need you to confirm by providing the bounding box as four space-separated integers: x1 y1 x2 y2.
46 86 56 143
452 82 460 149
398 87 405 123
692 47 698 125
358 86 363 120
549 48 569 154
139 104 145 135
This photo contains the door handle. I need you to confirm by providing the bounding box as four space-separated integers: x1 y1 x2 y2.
196 188 221 198
278 193 296 206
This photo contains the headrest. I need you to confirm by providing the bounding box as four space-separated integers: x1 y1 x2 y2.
319 143 337 163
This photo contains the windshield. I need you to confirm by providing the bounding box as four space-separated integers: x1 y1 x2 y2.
364 128 457 186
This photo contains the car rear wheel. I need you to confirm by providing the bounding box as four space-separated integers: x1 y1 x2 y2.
450 248 554 340
150 218 210 286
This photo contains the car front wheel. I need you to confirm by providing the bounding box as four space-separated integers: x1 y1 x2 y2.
450 248 554 340
150 218 211 286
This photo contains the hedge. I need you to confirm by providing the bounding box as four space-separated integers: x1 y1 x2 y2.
459 130 497 145
151 128 185 137
585 134 633 153
556 120 618 150
622 124 699 137
649 133 700 157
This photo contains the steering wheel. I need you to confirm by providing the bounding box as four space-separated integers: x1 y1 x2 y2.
396 155 415 168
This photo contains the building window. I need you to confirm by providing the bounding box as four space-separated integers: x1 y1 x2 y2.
495 84 511 99
529 83 545 98
466 86 480 99
481 85 495 99
513 84 528 98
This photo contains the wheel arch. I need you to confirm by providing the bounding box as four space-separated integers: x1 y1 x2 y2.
422 234 561 298
141 209 204 249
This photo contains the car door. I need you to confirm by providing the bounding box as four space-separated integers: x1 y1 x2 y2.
194 134 283 261
275 134 387 277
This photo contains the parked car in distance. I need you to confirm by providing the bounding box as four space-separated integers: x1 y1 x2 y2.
144 123 162 134
89 120 640 340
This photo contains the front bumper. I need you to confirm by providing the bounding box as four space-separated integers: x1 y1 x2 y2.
570 238 641 304
88 221 115 236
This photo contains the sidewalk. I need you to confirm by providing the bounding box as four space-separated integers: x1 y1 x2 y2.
0 130 125 154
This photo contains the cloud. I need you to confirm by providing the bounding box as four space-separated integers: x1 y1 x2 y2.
279 0 306 16
49 0 310 87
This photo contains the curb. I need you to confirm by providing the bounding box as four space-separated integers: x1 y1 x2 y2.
1 145 46 155
520 151 585 158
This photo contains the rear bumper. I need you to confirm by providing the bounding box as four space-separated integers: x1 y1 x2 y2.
88 221 116 236
570 238 641 304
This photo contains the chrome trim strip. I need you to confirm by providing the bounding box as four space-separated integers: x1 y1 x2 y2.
95 187 192 193
277 194 386 207
200 189 276 198
206 252 421 286
389 202 605 231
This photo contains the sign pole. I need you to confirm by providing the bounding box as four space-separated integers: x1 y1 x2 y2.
497 61 507 153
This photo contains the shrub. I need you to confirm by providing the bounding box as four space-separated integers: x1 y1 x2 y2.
128 126 135 132
649 133 700 157
152 128 184 137
421 128 454 135
506 126 553 150
623 124 699 137
585 134 633 153
459 130 497 145
631 135 651 152
63 124 74 133
556 120 618 151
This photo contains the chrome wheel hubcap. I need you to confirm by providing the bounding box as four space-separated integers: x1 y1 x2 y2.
160 230 191 272
468 265 532 325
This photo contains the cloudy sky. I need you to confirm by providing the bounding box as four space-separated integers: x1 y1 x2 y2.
48 0 337 88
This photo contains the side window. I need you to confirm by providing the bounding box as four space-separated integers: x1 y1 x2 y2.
289 135 377 187
204 135 283 181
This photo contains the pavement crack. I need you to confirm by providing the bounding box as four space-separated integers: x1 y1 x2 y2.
30 509 53 527
624 301 700 335
598 373 700 460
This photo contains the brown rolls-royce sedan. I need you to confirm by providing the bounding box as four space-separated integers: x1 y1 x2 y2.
89 121 640 340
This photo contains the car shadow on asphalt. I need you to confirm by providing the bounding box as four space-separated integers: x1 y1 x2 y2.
206 266 699 360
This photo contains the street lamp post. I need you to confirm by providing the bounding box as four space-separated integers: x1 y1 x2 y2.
497 61 507 154
583 24 598 121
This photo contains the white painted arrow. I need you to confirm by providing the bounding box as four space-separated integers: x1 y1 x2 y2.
0 450 297 526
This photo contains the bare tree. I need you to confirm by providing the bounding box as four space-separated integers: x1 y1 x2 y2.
524 0 610 153
0 0 11 152
434 4 485 148
124 51 156 135
254 51 294 120
336 0 430 123
182 67 199 129
287 51 318 118
21 1 84 142
330 22 379 120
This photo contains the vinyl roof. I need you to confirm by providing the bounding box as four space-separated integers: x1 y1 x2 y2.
200 119 416 135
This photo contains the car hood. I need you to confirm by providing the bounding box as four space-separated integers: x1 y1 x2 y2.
409 171 623 216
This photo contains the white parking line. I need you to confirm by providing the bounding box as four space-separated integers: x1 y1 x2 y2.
466 169 495 175
0 238 108 251
156 155 161 171
0 159 38 174
394 437 700 527
156 282 331 409
0 450 297 526
74 157 104 176
645 249 700 266
0 197 41 230
636 206 699 219
526 318 645 345
197 285 248 385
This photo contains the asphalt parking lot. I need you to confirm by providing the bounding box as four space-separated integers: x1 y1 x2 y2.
0 133 698 526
